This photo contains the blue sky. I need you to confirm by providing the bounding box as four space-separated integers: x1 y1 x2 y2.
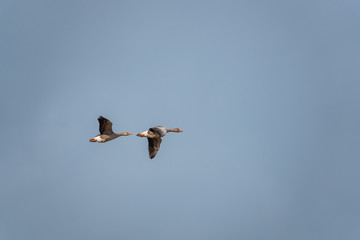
1 1 360 239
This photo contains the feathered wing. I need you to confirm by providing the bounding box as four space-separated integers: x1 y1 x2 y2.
98 116 114 134
149 126 167 137
148 137 162 159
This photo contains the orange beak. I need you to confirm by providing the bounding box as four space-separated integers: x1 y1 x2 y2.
127 132 132 135
136 133 144 137
89 138 97 142
179 129 183 132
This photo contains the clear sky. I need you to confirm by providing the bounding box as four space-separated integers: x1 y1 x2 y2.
1 1 360 239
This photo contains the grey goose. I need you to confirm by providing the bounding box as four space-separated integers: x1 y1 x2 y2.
136 126 183 159
89 116 131 143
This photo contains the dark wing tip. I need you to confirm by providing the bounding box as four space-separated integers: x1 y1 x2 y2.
149 151 157 159
98 116 111 124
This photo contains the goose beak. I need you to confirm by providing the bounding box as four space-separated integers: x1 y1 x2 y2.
136 133 144 137
179 129 183 132
127 132 132 135
89 138 97 142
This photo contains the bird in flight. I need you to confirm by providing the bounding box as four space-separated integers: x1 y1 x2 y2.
136 126 183 159
89 116 131 143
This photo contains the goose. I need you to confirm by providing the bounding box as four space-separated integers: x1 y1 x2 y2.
136 126 183 159
89 116 131 143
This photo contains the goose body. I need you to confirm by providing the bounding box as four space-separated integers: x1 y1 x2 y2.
89 116 131 143
136 126 183 159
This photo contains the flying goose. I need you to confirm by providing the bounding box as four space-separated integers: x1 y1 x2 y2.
89 116 131 143
136 126 183 159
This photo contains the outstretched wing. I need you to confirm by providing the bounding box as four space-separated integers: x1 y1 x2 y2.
148 137 162 159
98 116 114 134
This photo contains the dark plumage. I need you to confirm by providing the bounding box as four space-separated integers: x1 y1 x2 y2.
148 136 162 159
98 116 114 135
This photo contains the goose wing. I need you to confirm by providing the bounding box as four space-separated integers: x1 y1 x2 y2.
149 126 167 137
148 137 162 159
98 116 114 134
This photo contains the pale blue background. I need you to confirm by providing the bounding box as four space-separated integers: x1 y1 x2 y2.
1 1 360 239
